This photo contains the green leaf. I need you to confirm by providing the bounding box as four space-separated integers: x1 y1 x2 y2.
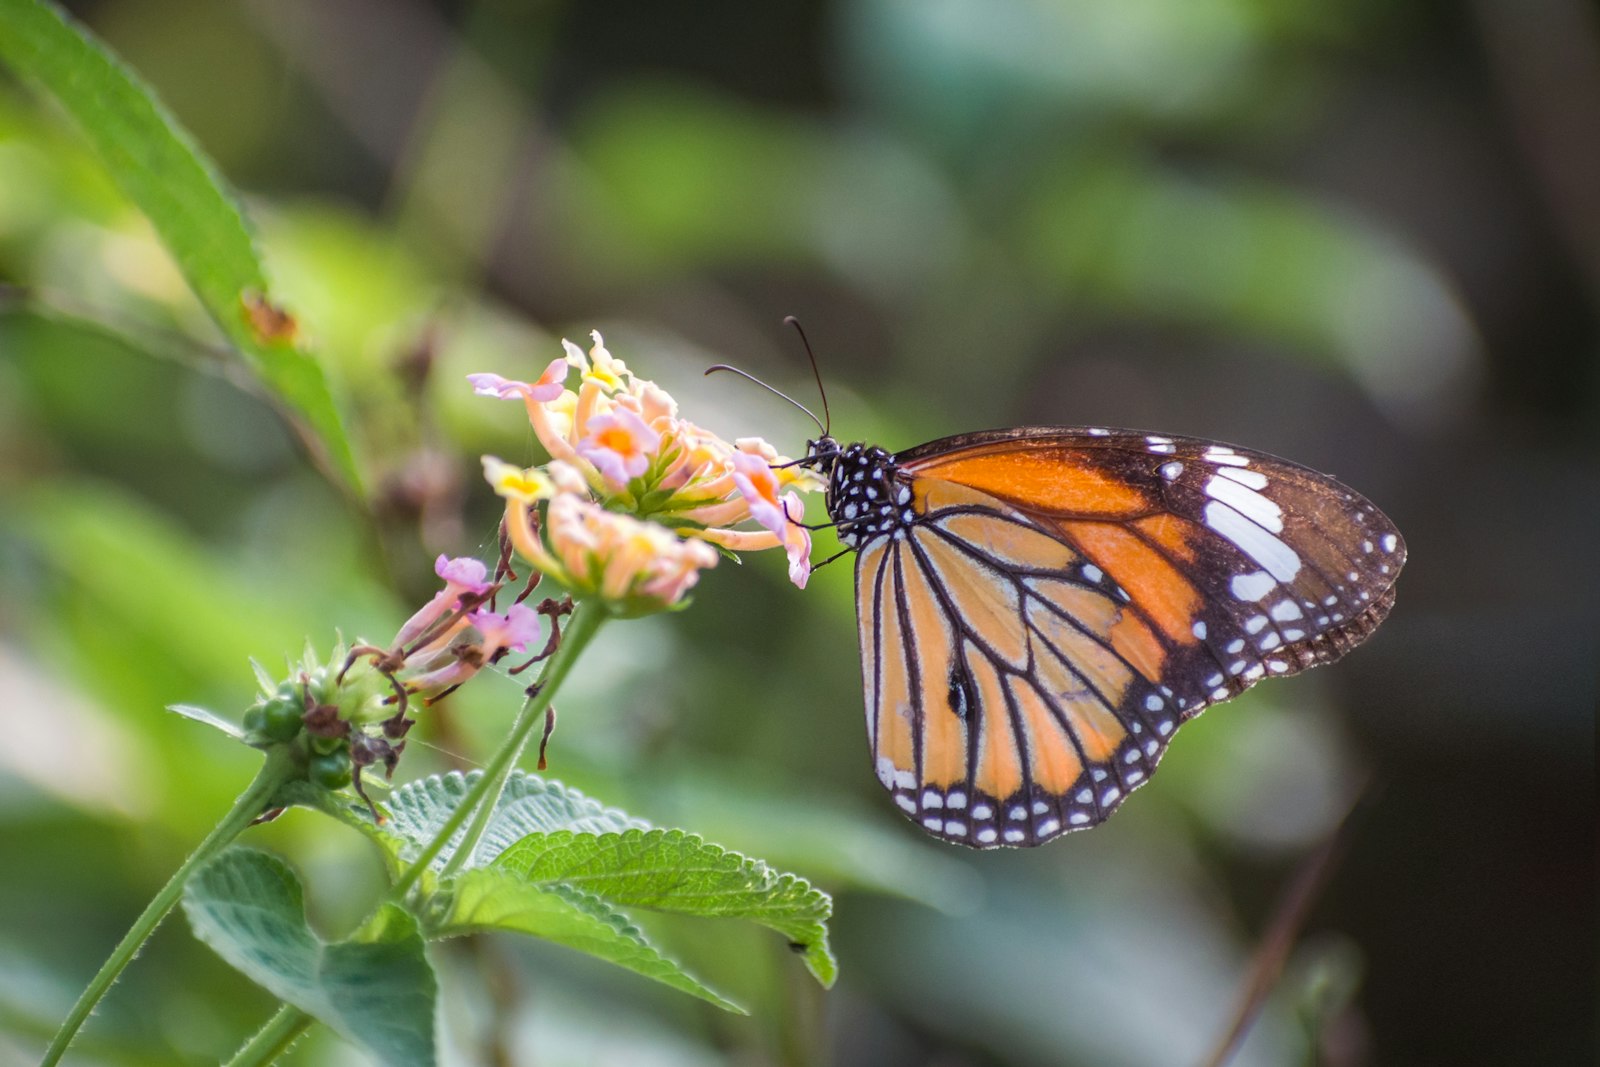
165 702 245 741
653 768 983 913
437 868 744 1014
494 828 836 987
181 848 437 1067
343 770 649 873
0 0 361 492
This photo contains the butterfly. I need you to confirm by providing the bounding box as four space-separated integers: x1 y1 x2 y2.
793 424 1405 849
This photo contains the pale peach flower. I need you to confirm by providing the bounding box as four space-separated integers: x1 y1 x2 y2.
471 331 821 589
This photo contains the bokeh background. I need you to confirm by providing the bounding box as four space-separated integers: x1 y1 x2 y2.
1 1 1595 1064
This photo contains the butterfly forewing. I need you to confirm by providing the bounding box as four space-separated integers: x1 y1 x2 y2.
846 426 1403 849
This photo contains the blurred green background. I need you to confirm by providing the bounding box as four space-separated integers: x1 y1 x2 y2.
0 0 1594 1064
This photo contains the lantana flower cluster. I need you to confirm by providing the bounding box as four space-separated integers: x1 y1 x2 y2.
472 331 819 612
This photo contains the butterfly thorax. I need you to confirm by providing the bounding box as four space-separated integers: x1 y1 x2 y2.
805 438 915 550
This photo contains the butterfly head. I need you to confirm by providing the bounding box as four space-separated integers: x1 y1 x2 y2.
799 434 842 474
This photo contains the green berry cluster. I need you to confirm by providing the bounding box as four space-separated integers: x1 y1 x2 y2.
242 677 353 790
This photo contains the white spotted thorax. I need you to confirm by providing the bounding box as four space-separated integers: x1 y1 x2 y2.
807 437 917 548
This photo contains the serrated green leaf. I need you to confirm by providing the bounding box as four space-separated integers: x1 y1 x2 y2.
437 868 744 1014
353 771 649 873
493 828 836 987
166 702 245 741
0 0 361 492
181 848 437 1067
654 768 983 913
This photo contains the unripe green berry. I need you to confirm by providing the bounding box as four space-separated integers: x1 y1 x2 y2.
260 692 305 742
309 748 352 789
310 732 345 755
241 706 268 736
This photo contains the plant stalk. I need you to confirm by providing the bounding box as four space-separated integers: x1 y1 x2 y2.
224 1004 312 1067
395 598 605 894
41 745 297 1067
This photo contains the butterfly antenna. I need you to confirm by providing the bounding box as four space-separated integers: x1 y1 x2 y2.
783 315 831 436
703 363 827 436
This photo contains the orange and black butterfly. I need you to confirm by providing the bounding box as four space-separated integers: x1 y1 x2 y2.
719 326 1405 850
793 423 1404 849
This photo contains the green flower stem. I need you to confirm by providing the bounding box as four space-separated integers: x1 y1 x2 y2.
41 745 298 1067
224 1004 312 1067
393 598 606 896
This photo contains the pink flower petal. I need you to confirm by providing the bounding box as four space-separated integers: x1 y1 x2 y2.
731 450 786 535
435 555 492 595
467 372 525 399
780 493 812 589
468 359 568 404
576 407 662 489
468 603 543 655
527 357 569 402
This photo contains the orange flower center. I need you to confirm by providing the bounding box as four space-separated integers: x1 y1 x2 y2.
596 427 638 454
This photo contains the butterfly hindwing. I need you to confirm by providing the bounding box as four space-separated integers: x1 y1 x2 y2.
856 483 1181 847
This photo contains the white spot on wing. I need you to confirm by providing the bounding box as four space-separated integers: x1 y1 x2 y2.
1271 600 1303 621
876 757 896 787
1205 475 1284 533
1208 501 1302 581
1205 446 1248 466
1161 460 1184 481
1231 571 1276 601
1217 467 1269 490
